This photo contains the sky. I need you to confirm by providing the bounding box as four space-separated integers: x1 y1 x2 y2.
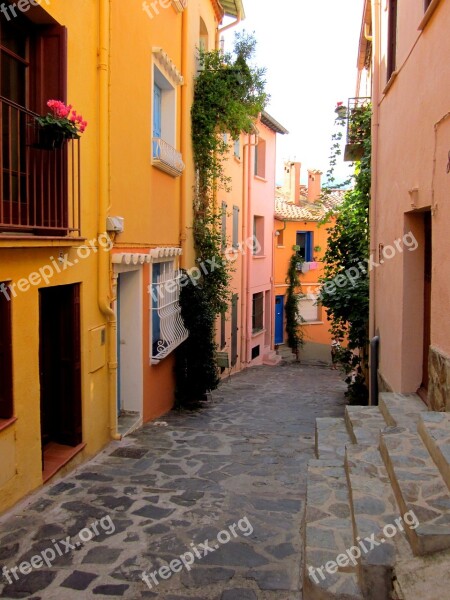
222 0 364 185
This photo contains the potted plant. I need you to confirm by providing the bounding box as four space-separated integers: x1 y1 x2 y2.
34 100 87 150
334 101 347 121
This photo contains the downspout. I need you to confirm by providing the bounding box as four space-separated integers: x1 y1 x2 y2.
216 12 242 48
179 7 188 266
369 0 381 404
240 130 258 368
99 0 121 440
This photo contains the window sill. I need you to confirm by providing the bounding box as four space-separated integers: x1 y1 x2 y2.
382 70 398 95
234 155 241 163
0 417 17 433
252 254 266 259
254 175 267 182
252 328 266 338
302 321 323 326
419 0 441 30
0 236 86 248
276 245 285 249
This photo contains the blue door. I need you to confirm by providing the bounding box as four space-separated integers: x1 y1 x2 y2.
275 295 284 344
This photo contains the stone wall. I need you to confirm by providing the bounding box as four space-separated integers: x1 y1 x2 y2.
429 346 450 412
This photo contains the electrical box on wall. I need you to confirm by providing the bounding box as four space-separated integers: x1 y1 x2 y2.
89 326 107 373
106 216 124 233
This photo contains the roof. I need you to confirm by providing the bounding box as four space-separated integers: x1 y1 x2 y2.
261 111 289 135
220 0 246 19
274 189 346 222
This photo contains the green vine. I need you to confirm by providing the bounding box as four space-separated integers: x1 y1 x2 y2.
285 250 305 360
319 103 372 404
175 33 268 405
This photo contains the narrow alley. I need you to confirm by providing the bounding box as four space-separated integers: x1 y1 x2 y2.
0 363 345 600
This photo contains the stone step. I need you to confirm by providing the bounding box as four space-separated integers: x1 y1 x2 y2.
345 406 388 446
345 445 399 600
378 393 427 431
315 418 353 461
380 428 450 555
304 459 363 600
263 349 282 366
418 412 450 491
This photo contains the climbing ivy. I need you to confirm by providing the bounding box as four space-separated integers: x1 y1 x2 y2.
319 104 372 404
176 33 268 405
285 250 305 361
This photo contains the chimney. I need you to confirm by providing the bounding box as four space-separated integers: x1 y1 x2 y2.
307 169 322 202
283 161 302 203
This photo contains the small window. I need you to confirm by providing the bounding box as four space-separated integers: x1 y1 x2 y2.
221 201 227 250
254 139 266 178
0 283 13 420
252 292 264 333
387 0 398 81
298 297 320 323
296 231 313 262
234 137 240 159
253 216 264 255
277 229 284 246
199 17 209 51
251 345 260 360
232 205 239 249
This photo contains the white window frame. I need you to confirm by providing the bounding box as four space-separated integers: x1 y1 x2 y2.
149 250 188 364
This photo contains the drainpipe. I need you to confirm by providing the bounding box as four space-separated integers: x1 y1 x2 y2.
99 0 121 441
216 12 242 48
179 7 188 266
240 129 258 366
370 0 381 345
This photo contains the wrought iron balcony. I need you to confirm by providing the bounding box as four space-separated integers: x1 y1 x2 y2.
152 137 185 177
0 96 81 236
343 97 371 162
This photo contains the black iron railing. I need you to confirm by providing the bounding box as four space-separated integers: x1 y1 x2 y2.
0 96 80 236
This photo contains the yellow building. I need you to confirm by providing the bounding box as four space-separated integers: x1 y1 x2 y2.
0 0 245 514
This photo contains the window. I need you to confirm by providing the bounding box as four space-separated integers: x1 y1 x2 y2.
387 0 398 81
231 294 238 366
150 260 188 362
234 137 240 159
253 216 264 255
0 14 74 235
0 283 13 420
199 17 209 52
221 201 227 250
252 292 264 333
298 297 320 323
424 0 433 9
254 139 266 178
232 205 239 248
276 229 284 246
152 50 185 176
296 231 313 262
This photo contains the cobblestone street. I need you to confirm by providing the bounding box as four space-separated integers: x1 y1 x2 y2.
0 363 346 600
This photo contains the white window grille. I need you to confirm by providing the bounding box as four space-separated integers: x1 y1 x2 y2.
150 261 188 363
298 296 320 323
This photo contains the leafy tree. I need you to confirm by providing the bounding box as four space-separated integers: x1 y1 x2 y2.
319 104 371 404
285 251 305 360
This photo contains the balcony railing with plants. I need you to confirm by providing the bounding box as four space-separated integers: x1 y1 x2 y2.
342 97 371 161
0 97 81 236
152 137 185 177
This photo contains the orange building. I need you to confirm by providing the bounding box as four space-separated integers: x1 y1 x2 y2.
273 162 344 362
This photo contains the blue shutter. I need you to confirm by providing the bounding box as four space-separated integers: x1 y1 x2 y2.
153 84 162 157
307 232 314 261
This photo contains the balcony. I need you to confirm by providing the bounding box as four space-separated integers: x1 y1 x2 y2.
152 137 185 177
0 96 80 237
343 97 371 162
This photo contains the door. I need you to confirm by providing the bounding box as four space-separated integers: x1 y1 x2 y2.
275 295 284 345
39 284 82 449
421 212 432 394
231 294 238 366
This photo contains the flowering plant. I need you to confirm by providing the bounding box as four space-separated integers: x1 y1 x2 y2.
35 100 88 139
335 101 347 118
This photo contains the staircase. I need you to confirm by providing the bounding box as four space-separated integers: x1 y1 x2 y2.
303 393 450 600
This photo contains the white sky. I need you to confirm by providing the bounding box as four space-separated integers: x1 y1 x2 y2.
222 0 364 185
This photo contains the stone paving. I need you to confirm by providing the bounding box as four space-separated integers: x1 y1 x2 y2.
0 362 346 600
